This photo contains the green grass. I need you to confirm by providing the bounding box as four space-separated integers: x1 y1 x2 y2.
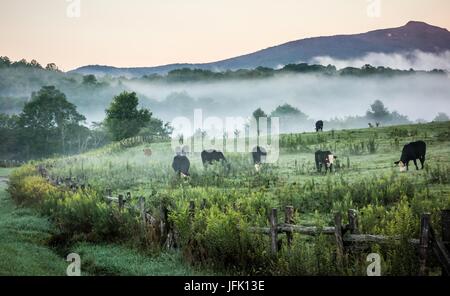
73 243 214 276
8 121 450 275
0 169 67 276
0 167 13 177
2 168 207 276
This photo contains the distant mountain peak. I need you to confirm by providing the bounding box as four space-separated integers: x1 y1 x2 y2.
71 21 450 77
403 20 448 31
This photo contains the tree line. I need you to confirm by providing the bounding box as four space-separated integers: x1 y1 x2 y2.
0 86 172 160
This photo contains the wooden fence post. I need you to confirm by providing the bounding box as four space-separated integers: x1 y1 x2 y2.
189 201 195 219
419 213 431 276
201 198 207 210
334 212 344 269
285 206 294 250
160 205 169 246
118 194 124 211
348 209 359 234
442 210 450 251
270 208 278 255
139 197 146 225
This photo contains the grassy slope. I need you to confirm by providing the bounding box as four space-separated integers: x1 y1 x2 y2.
7 121 448 275
73 243 212 276
49 122 450 192
0 168 67 276
1 168 208 276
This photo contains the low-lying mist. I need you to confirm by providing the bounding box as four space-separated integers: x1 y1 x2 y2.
125 73 450 129
311 50 450 72
1 65 449 133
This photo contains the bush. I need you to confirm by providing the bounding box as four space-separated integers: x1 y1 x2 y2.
8 164 142 245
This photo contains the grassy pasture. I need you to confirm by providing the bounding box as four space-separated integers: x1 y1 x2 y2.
10 121 450 275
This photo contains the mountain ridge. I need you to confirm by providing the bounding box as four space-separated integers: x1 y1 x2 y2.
71 21 450 77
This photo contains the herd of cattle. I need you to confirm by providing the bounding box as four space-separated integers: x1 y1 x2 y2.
169 141 426 177
167 121 428 177
171 146 268 177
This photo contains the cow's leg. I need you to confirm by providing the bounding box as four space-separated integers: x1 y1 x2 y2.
413 159 419 170
406 161 409 171
420 156 425 169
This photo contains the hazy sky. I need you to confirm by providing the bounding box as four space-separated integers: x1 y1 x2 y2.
1 0 450 71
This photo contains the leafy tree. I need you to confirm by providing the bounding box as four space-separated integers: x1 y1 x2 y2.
271 104 307 119
105 92 151 141
253 108 267 122
29 59 42 69
271 104 309 133
433 112 449 122
0 114 20 158
45 63 59 72
19 86 86 157
252 108 267 139
0 56 11 68
82 74 98 85
138 117 173 141
366 100 390 121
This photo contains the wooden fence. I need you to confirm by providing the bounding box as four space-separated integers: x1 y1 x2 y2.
0 160 25 168
41 169 450 275
250 206 450 276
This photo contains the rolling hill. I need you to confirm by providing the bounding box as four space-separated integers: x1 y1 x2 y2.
71 21 450 77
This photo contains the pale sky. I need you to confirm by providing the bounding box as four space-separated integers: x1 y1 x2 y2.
1 0 449 71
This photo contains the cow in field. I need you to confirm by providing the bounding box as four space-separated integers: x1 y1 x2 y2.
315 150 337 173
394 141 426 172
315 120 324 132
201 150 227 166
252 146 267 172
172 155 190 177
252 146 267 165
143 148 152 157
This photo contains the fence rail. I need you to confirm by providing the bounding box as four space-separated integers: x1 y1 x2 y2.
41 168 450 275
0 160 25 168
249 206 449 275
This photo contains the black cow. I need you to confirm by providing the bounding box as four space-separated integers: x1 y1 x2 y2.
315 120 324 132
172 155 190 177
252 146 267 164
394 141 426 171
201 150 227 166
315 150 337 172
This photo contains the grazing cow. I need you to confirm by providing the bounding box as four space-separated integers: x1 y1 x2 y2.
252 146 267 165
315 120 324 132
394 141 426 171
143 148 152 157
368 123 374 128
201 150 227 166
252 146 267 172
172 155 190 177
315 150 337 172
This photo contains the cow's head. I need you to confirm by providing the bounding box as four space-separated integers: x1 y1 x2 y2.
181 145 190 156
255 163 261 172
326 154 336 168
394 160 407 172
